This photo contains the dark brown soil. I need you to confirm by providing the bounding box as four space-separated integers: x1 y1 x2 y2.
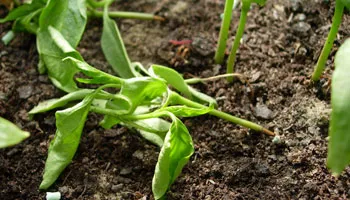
1 0 350 199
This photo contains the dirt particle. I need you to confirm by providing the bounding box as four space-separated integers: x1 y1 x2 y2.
111 184 124 192
120 167 132 175
254 103 274 120
17 85 33 99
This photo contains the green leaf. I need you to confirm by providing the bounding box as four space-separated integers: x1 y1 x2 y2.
149 65 192 98
12 8 42 34
160 104 214 117
37 0 87 92
340 0 350 9
101 4 135 78
99 95 132 129
134 118 170 147
101 78 167 128
39 93 94 190
65 57 123 85
38 27 84 92
118 77 167 114
29 89 95 116
327 38 350 175
0 0 45 23
152 117 194 199
0 117 30 148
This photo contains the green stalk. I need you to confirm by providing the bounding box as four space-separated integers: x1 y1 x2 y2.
87 9 165 21
214 0 234 64
185 73 245 84
311 0 344 82
171 93 275 136
226 2 250 82
90 92 274 136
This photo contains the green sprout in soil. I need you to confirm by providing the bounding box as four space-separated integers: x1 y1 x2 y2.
215 0 266 82
311 0 349 82
214 0 235 64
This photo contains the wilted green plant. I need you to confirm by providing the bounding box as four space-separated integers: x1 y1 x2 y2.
30 15 274 200
214 0 266 82
327 38 350 175
311 0 350 81
2 0 274 199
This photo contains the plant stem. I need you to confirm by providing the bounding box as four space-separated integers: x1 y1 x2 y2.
226 3 250 82
171 93 275 136
214 0 234 64
311 0 344 82
185 73 246 84
87 9 165 21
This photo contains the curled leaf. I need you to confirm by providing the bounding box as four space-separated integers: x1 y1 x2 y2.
152 117 194 199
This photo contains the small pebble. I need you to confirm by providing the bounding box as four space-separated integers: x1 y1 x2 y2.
254 104 274 120
17 85 33 99
272 135 281 144
46 192 61 200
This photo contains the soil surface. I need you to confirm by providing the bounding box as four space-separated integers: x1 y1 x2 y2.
1 0 350 199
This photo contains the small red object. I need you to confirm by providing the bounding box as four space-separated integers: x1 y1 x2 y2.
169 39 192 46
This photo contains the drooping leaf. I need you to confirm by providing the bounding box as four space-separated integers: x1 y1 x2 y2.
39 93 94 190
100 77 167 128
133 118 170 147
0 0 45 23
29 89 95 116
101 4 135 78
37 0 86 92
114 77 167 114
160 104 214 117
149 65 192 98
65 57 123 85
11 8 42 34
99 95 132 129
0 117 30 148
327 38 350 175
152 116 194 199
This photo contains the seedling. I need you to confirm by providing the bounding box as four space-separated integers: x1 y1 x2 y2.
327 38 350 175
311 0 350 81
2 0 275 199
214 0 266 82
30 23 274 199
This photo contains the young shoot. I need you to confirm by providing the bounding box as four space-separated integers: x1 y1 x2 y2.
218 0 266 82
311 0 347 82
214 0 235 64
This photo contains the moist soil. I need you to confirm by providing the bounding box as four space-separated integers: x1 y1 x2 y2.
1 0 350 199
